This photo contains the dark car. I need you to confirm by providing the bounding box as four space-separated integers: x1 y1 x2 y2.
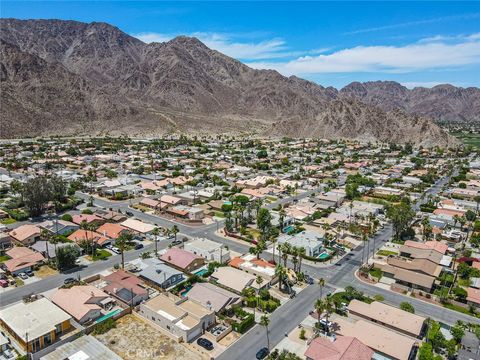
64 277 76 285
25 269 34 277
171 239 182 246
134 243 144 250
126 211 134 217
256 347 269 360
196 338 214 350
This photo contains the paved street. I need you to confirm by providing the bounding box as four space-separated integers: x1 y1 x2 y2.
2 170 477 360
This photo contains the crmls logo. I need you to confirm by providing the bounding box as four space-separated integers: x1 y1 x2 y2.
125 348 167 358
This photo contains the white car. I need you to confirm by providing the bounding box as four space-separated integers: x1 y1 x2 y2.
111 247 121 254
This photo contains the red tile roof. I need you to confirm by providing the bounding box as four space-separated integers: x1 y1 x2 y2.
305 336 374 360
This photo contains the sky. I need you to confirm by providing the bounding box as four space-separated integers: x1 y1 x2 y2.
2 1 480 88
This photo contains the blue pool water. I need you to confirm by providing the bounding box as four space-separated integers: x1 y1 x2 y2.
194 268 209 276
283 225 295 233
96 309 122 323
318 252 330 260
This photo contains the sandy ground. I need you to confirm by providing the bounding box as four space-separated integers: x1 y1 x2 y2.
35 265 59 278
95 314 202 360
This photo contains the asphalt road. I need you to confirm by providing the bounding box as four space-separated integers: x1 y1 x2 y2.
3 169 477 360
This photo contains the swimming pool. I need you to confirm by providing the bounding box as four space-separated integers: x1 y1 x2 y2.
194 268 209 277
283 225 295 233
96 308 122 323
317 252 330 260
180 286 192 297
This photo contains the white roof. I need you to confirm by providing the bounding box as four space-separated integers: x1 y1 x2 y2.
0 298 71 341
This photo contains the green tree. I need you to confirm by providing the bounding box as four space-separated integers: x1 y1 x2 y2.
170 225 179 242
260 315 271 350
257 208 272 241
386 201 415 239
400 301 415 313
22 176 53 217
116 231 133 269
56 245 79 271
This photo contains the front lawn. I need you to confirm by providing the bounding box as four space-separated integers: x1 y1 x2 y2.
369 267 383 280
92 249 112 261
0 254 10 263
0 217 16 225
376 250 397 257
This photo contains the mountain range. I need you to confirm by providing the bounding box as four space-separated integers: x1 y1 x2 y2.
1 18 478 146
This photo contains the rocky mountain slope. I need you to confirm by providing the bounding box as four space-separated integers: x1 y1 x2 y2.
0 18 461 146
340 81 480 123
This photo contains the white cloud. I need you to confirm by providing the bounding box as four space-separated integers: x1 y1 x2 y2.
247 35 480 75
132 31 328 60
344 13 480 35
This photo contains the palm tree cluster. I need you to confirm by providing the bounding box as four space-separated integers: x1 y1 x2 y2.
277 243 306 273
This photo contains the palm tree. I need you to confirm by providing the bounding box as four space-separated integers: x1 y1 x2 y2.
323 295 334 334
255 276 264 316
297 247 305 273
275 264 286 291
270 232 278 264
152 227 160 256
116 231 132 269
170 225 179 242
282 243 291 267
40 229 51 259
279 207 286 231
314 298 325 332
318 278 326 298
291 247 299 272
260 315 270 350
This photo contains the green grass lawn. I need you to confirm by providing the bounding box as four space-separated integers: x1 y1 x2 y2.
92 249 112 261
452 132 480 148
376 250 398 257
0 217 16 225
369 267 383 280
0 254 10 263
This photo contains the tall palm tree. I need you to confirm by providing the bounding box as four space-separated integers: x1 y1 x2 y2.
255 276 264 315
275 264 286 291
40 229 51 259
170 225 179 242
314 298 325 331
318 278 326 298
260 315 270 350
282 243 291 267
152 227 160 256
323 295 334 334
297 247 305 273
116 231 132 269
279 207 286 232
291 247 299 273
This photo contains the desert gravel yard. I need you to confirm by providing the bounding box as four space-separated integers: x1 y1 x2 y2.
95 314 202 360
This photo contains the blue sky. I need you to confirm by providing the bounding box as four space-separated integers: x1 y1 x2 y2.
2 1 480 88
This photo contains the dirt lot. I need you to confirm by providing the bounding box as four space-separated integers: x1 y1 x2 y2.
95 314 202 360
35 265 59 278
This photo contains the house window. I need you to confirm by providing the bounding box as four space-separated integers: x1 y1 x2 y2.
55 324 62 336
32 338 41 352
44 333 52 345
152 317 156 321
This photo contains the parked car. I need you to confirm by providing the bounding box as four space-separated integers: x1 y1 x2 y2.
126 211 134 217
106 244 113 250
111 247 121 254
305 275 314 285
0 279 8 288
64 277 76 285
196 338 214 350
25 270 34 277
256 347 269 359
171 239 182 246
134 243 144 250
18 273 29 280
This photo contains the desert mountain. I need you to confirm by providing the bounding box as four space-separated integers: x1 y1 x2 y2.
340 81 480 123
0 18 462 146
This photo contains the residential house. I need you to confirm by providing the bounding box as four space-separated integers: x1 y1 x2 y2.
2 247 44 275
138 258 185 289
187 282 240 313
184 238 230 263
50 285 113 324
210 266 259 294
102 270 149 306
305 336 374 360
96 223 129 243
0 298 72 353
348 300 426 338
40 335 122 360
71 214 105 227
278 230 324 257
120 218 156 235
139 293 215 342
160 248 205 273
9 224 41 245
229 254 276 284
68 229 110 247
38 220 79 236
